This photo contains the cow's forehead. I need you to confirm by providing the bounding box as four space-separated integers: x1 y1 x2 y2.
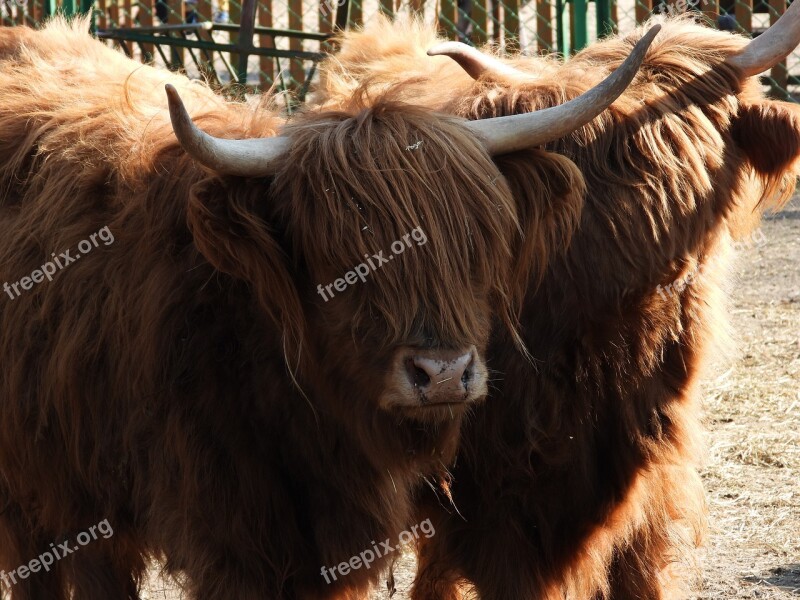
273 101 520 255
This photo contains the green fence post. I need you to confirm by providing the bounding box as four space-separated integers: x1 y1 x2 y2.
555 0 567 56
570 0 588 51
62 0 75 14
596 0 613 37
42 0 57 17
82 0 96 31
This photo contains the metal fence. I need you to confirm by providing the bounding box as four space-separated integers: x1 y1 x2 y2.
1 0 797 100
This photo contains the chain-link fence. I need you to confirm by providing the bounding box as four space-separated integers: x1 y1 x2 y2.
1 0 797 100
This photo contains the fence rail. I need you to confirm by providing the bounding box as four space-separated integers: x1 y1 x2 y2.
1 0 797 99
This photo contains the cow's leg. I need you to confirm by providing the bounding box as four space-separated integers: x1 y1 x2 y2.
600 464 705 600
411 529 466 600
602 522 699 600
602 534 668 600
408 493 465 600
411 487 552 600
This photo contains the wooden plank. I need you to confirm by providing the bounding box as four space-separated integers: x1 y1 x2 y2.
610 0 618 32
438 0 457 39
288 0 304 85
491 0 503 44
701 0 719 23
470 0 488 44
734 0 752 33
192 0 215 84
24 0 35 26
634 0 651 25
137 0 155 60
103 0 114 28
349 0 361 25
31 0 42 25
379 0 391 17
769 0 788 93
196 0 211 21
259 0 273 89
536 0 553 53
409 0 423 16
504 0 520 50
136 0 156 62
106 0 117 28
318 0 332 34
123 0 132 25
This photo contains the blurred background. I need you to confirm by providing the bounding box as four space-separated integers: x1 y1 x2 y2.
1 0 798 104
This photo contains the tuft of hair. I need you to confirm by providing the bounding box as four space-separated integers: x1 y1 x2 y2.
270 93 528 351
313 15 478 110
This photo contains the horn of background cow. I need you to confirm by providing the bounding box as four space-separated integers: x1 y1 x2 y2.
727 0 800 77
165 84 290 177
426 41 535 81
464 25 660 155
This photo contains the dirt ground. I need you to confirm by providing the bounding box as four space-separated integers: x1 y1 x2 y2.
693 196 800 599
140 199 798 599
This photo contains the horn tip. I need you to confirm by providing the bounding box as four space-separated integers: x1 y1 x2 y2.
427 43 448 57
164 83 179 104
643 24 662 42
427 41 467 57
629 24 661 59
164 84 192 142
164 84 192 120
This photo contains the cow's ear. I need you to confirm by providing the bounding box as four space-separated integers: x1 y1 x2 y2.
731 100 800 204
495 149 585 296
187 177 305 349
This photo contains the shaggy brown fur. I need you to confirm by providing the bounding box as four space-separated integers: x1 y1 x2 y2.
314 16 800 599
0 18 581 600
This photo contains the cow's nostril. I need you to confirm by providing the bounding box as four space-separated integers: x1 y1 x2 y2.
461 361 474 386
406 358 432 389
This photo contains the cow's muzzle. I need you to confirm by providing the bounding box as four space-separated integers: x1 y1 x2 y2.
383 346 488 414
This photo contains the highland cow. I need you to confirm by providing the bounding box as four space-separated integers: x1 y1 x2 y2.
0 18 653 600
315 12 800 599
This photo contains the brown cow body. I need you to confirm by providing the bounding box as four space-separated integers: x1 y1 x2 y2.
0 19 553 600
316 16 800 599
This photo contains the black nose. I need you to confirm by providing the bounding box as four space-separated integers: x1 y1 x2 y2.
404 349 475 402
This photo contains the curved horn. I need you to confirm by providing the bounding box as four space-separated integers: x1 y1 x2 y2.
165 84 290 177
464 25 660 155
727 0 800 77
427 41 534 81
